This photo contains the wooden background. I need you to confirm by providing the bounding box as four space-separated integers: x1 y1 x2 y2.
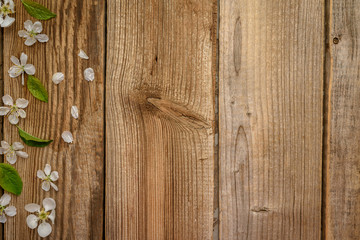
0 0 358 239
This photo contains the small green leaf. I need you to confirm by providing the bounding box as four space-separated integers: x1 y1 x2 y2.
27 75 48 103
17 126 53 147
0 164 23 195
21 0 56 20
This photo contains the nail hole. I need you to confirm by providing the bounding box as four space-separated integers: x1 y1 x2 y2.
333 37 340 44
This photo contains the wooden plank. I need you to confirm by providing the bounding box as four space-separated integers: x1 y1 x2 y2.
219 0 324 239
105 0 216 239
3 0 105 239
324 0 360 239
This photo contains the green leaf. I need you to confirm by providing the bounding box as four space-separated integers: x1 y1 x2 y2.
17 126 53 147
21 0 56 20
27 75 48 103
0 164 23 195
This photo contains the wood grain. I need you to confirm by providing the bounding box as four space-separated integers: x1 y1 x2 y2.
219 0 324 239
324 0 360 239
2 0 105 239
105 0 216 239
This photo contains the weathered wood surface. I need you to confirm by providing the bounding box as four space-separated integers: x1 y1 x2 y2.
105 0 216 239
324 0 360 239
219 0 324 239
2 0 105 239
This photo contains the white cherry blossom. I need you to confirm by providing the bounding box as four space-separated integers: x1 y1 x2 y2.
0 95 28 125
0 141 28 164
0 0 15 28
37 164 59 191
8 52 35 85
18 20 49 46
0 193 16 223
25 198 56 238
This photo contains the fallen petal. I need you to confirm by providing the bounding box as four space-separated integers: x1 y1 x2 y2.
71 106 79 119
78 49 89 59
61 131 73 143
84 68 94 81
52 72 64 84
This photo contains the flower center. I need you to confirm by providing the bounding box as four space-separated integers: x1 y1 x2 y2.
9 105 18 115
0 205 5 215
1 5 13 15
29 31 37 38
38 209 49 221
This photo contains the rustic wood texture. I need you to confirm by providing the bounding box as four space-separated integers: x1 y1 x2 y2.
219 0 324 239
324 0 360 239
2 0 105 239
105 0 216 239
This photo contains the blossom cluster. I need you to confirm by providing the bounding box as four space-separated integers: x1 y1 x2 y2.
0 0 96 238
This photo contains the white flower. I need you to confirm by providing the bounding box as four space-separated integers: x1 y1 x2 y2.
25 198 56 238
52 72 64 84
8 53 35 85
0 95 28 125
84 67 94 81
61 131 73 143
78 49 89 59
37 164 58 191
0 193 16 223
71 106 79 119
0 141 28 164
18 20 49 46
0 0 15 28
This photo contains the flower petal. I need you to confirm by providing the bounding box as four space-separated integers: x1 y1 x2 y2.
71 106 79 119
10 56 19 65
26 214 38 229
48 210 55 224
6 151 16 164
50 182 58 191
42 198 56 212
0 107 10 116
37 170 46 180
18 30 28 38
4 206 16 216
8 113 19 125
16 98 29 108
41 181 50 192
38 222 52 238
8 66 23 78
1 141 10 149
84 67 95 81
16 151 28 159
12 142 24 150
25 203 40 213
24 20 33 32
35 34 49 42
32 21 42 33
24 64 35 75
44 164 51 175
50 171 59 181
0 148 6 154
17 109 26 118
52 72 64 84
78 49 89 59
61 131 73 143
20 53 27 66
0 214 7 223
0 193 11 206
24 37 37 46
1 16 15 27
2 95 13 106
